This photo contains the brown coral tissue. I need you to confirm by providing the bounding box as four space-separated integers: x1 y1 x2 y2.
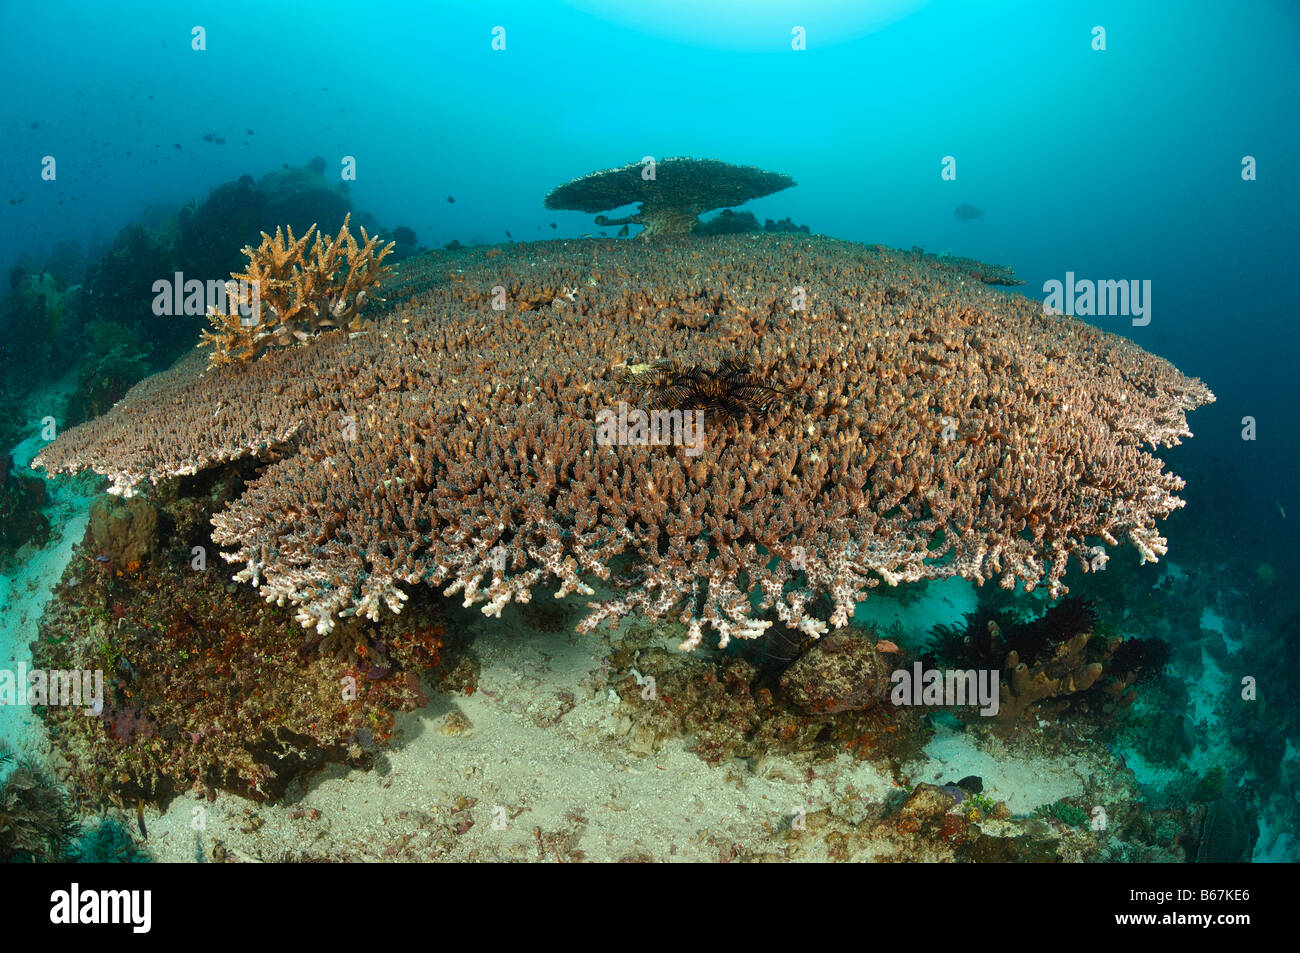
198 212 394 366
34 234 1213 650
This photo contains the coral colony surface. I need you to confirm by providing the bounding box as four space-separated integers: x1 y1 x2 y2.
0 154 1282 868
37 230 1212 650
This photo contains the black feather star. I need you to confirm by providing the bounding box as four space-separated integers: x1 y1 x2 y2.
622 358 789 420
926 598 1099 668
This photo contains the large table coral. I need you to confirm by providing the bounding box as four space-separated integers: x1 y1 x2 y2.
34 235 1213 648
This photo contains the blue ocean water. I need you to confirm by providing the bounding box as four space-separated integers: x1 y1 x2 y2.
1 0 1297 866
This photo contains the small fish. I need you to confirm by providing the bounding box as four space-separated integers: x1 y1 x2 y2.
549 222 557 229
446 195 455 204
214 137 225 145
245 128 254 135
505 230 512 239
953 203 983 222
173 143 181 149
136 800 148 839
1277 502 1287 520
876 639 901 653
202 133 214 143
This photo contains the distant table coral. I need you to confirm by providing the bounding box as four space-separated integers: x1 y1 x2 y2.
545 157 795 238
34 235 1214 649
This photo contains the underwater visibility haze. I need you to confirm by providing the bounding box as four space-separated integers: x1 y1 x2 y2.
0 0 1297 882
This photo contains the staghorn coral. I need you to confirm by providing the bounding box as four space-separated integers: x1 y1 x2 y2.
35 234 1213 650
198 212 394 366
546 157 796 238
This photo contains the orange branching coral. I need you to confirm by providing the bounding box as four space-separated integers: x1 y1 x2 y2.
199 212 394 366
35 235 1213 648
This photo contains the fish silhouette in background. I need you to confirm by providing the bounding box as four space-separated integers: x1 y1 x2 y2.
954 203 983 222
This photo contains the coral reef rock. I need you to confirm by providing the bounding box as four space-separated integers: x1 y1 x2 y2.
85 495 158 570
0 454 50 558
780 629 895 715
928 599 1163 731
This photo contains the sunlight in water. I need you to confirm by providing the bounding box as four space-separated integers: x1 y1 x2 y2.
565 0 927 50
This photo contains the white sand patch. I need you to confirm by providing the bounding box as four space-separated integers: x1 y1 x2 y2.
902 723 1088 814
1189 647 1229 729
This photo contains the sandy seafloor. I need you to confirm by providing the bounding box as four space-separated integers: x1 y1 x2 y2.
1 371 99 770
0 376 1292 862
68 586 1102 863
